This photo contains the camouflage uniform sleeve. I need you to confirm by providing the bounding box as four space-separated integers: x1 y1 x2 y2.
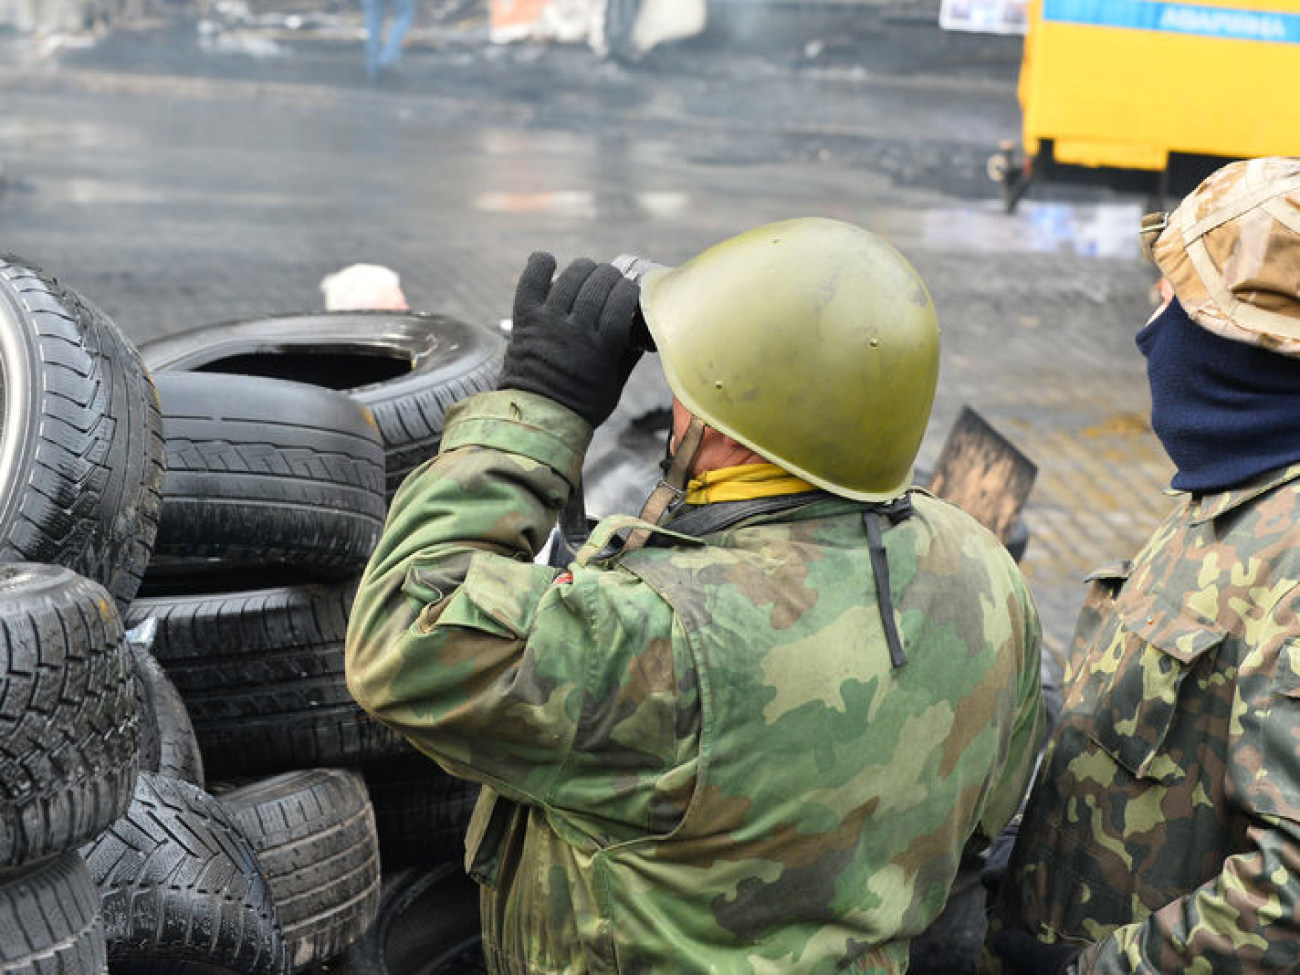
1076 586 1300 974
1078 820 1300 974
978 570 1044 842
346 390 689 826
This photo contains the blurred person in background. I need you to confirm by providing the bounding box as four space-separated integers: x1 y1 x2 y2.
986 156 1300 974
360 0 414 82
319 262 409 311
345 216 1043 973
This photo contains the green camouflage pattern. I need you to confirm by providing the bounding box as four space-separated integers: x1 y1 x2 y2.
346 390 1043 975
987 462 1300 974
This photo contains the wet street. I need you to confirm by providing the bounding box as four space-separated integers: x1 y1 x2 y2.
0 13 1175 660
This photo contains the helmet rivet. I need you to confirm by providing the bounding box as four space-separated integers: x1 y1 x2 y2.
715 380 724 389
869 337 880 348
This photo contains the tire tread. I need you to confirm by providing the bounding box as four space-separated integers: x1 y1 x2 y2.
0 257 164 611
0 852 106 974
0 565 138 867
81 771 289 975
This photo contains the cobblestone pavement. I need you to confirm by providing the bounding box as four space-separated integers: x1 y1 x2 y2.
0 16 1176 663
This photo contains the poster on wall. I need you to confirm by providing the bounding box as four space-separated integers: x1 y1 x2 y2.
939 0 1029 34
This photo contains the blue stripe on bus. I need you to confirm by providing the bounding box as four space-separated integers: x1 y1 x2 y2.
1042 0 1300 43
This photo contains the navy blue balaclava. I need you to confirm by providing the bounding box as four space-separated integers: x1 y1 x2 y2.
1135 297 1300 493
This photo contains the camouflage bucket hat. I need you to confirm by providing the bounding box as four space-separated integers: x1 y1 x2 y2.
1145 156 1300 357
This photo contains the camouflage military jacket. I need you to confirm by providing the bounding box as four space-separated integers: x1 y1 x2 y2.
989 462 1300 973
347 390 1043 975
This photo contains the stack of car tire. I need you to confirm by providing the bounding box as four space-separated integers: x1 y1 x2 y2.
0 255 503 974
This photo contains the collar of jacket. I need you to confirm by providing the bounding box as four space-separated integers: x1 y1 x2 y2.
1189 461 1300 525
684 462 818 505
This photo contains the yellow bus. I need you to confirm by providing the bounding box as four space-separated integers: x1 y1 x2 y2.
994 0 1300 206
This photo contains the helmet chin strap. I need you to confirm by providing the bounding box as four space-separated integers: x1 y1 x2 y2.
623 414 707 552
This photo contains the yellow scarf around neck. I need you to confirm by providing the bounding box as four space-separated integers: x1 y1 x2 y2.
684 463 817 505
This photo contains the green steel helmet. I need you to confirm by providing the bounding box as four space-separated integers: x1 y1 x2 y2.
638 217 940 501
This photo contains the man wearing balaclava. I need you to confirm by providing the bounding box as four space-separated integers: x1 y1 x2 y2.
985 155 1300 975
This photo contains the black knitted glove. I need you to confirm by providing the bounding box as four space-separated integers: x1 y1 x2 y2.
990 931 1084 975
498 252 643 429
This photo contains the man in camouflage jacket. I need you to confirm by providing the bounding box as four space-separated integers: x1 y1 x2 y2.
987 158 1300 974
347 218 1043 974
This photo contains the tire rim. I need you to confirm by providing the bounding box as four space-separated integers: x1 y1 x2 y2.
0 290 37 534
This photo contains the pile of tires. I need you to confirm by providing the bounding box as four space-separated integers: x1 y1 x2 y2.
1 255 502 974
0 564 139 973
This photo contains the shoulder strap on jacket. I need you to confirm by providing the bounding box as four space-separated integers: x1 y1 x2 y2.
862 495 914 668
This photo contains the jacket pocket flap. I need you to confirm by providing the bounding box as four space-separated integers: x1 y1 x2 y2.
1117 594 1226 666
426 554 560 640
1089 600 1226 782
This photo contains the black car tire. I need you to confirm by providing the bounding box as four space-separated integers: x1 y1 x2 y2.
138 311 504 498
149 371 386 582
360 749 480 871
328 863 485 975
0 563 138 868
0 851 107 974
128 638 205 787
125 580 403 778
0 256 165 611
80 770 290 975
219 768 382 971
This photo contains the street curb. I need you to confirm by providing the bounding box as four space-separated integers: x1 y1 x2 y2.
0 50 1015 136
0 64 365 108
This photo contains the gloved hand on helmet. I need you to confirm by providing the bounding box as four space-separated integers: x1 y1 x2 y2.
498 252 643 429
